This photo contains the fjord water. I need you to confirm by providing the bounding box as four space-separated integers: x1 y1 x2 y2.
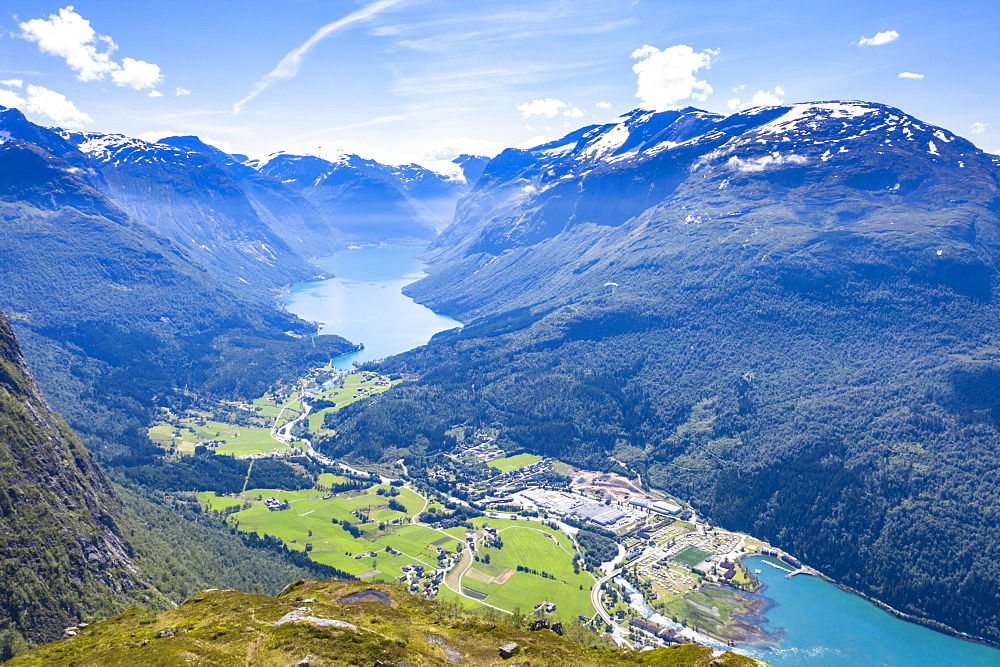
739 556 1000 666
281 247 1000 666
280 245 462 369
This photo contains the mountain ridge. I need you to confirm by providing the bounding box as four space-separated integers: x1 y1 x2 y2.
320 100 1000 643
0 308 157 659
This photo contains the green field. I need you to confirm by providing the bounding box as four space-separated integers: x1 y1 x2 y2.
307 373 401 432
487 453 542 473
148 419 290 457
201 482 592 620
672 546 712 568
661 586 760 642
462 518 594 620
206 483 450 580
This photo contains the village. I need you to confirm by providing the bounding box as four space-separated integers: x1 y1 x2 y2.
155 359 803 650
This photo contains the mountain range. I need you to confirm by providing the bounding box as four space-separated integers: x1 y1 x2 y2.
3 97 1000 651
319 101 1000 643
0 105 483 457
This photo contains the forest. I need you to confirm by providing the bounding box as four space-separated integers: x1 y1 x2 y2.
318 267 1000 643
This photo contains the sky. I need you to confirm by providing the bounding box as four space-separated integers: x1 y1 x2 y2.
1 0 998 165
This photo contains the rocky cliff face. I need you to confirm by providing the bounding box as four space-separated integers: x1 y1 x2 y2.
0 310 154 658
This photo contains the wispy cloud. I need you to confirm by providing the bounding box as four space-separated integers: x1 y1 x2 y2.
898 71 924 80
319 114 410 133
970 122 987 135
233 0 406 112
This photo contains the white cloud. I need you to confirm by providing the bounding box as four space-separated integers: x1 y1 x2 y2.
749 86 785 106
234 0 405 113
728 152 807 172
898 72 924 80
24 84 92 128
199 136 234 153
727 86 785 112
0 79 24 88
112 57 162 90
148 90 163 98
859 30 899 47
595 101 612 109
631 44 717 110
517 98 568 118
175 87 191 96
563 107 585 118
0 88 27 109
20 7 162 90
136 131 169 143
970 122 988 135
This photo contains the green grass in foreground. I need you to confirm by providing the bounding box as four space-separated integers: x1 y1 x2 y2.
487 453 542 473
8 582 760 667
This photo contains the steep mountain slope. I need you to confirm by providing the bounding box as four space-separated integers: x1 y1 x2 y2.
0 310 155 660
57 130 317 298
0 108 352 456
156 135 342 257
252 152 471 243
320 103 1000 642
7 580 762 666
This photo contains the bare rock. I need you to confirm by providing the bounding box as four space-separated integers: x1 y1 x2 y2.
528 618 549 631
499 642 520 659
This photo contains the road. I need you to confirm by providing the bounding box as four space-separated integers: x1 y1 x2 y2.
590 568 632 648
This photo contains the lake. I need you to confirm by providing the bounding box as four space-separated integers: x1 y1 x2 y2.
734 556 1000 666
281 246 1000 666
279 245 462 369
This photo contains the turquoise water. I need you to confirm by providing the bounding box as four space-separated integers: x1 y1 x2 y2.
280 245 462 369
282 246 1000 665
738 556 1000 666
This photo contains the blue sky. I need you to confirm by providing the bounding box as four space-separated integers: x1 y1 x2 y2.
1 0 997 164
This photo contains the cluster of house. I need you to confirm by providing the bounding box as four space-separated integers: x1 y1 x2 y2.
628 618 683 646
635 519 673 540
449 435 503 463
533 601 557 613
198 439 227 448
263 497 288 511
399 562 443 598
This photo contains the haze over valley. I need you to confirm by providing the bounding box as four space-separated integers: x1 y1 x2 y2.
0 2 999 665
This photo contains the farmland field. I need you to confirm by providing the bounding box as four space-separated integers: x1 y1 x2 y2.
487 453 542 473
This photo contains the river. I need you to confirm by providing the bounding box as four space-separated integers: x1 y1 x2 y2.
280 245 462 368
280 245 1000 666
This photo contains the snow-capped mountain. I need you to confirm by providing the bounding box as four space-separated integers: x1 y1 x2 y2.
251 151 476 241
59 130 316 295
429 101 999 287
